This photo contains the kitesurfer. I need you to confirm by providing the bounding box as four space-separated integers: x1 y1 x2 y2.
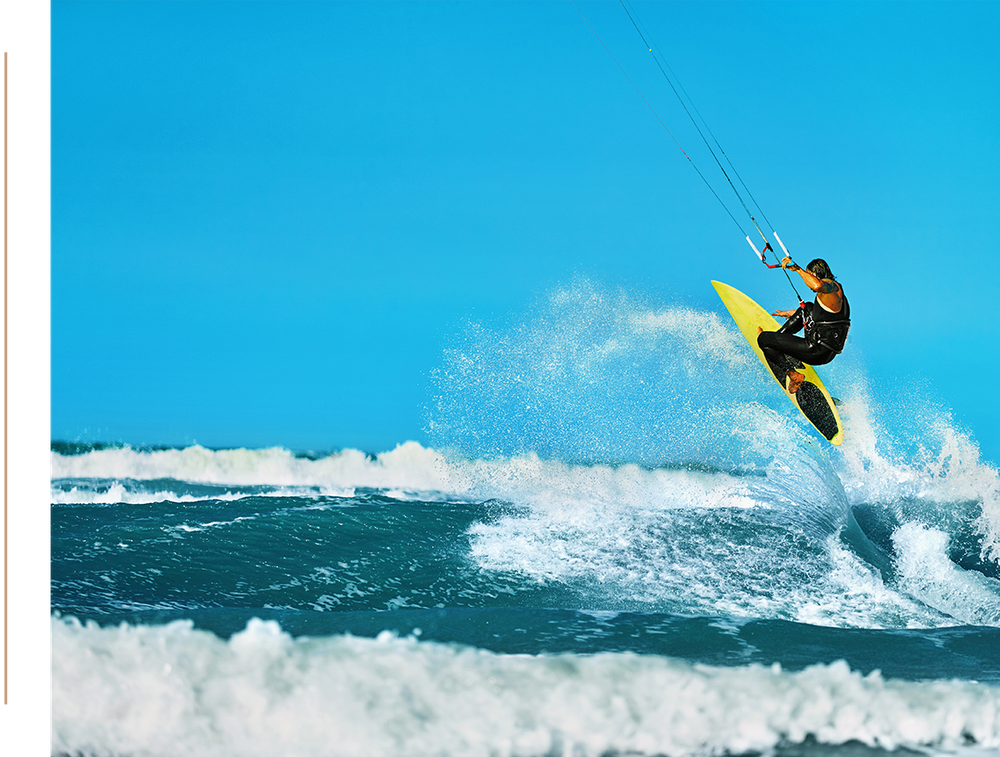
756 258 850 394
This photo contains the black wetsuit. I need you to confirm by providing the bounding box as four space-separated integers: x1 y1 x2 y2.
757 288 850 380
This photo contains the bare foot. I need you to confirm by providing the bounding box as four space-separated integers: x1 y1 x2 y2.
787 370 805 394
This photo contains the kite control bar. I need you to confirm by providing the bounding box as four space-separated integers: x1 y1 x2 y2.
755 231 808 303
746 236 781 268
747 232 796 270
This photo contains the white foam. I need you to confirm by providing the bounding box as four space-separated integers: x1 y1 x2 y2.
50 482 249 505
795 536 955 629
52 616 1000 757
834 376 1000 565
892 522 1000 626
49 442 812 515
51 441 451 492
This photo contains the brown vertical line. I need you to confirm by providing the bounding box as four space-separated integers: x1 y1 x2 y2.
0 50 10 707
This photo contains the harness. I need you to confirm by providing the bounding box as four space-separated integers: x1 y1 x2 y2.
799 290 851 354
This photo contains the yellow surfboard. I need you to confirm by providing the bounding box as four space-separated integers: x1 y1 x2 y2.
712 280 843 445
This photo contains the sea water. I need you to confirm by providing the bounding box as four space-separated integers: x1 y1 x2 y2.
51 282 1000 756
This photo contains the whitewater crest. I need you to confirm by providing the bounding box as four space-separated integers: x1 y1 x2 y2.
52 616 1000 757
51 441 451 494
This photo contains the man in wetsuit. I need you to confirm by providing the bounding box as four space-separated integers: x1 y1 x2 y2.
756 257 850 394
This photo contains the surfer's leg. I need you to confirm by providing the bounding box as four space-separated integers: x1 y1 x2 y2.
776 312 804 335
758 331 836 393
757 331 805 378
757 332 819 392
758 332 834 367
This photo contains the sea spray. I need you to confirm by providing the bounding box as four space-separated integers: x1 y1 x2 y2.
426 279 786 468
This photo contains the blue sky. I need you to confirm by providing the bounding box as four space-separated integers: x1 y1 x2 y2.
51 1 1000 463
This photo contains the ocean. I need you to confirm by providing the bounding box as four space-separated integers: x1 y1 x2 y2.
51 286 1000 756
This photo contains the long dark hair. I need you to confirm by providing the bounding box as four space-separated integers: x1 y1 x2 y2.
807 258 834 280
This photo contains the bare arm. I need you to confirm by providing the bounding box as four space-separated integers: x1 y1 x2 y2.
781 257 843 312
